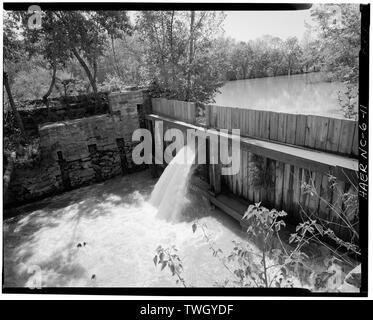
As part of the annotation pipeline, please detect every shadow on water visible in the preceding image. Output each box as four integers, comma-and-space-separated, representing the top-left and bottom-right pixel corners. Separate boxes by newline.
3, 169, 248, 288
3, 170, 160, 286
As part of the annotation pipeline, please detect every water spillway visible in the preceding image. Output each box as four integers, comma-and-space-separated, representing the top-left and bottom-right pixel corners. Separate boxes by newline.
150, 145, 196, 222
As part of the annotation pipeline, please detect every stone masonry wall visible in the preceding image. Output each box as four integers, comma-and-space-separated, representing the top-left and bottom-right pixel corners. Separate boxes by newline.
17, 93, 110, 136
6, 90, 147, 207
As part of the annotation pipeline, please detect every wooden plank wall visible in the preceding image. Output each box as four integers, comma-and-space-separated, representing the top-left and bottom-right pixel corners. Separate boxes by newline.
150, 98, 358, 240
151, 98, 196, 124
207, 105, 358, 239
207, 105, 358, 157
151, 98, 196, 164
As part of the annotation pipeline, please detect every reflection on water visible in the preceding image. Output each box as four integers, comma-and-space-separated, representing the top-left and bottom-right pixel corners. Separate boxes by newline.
214, 72, 346, 118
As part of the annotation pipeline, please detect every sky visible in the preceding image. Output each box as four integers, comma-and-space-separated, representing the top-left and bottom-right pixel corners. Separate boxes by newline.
222, 10, 313, 42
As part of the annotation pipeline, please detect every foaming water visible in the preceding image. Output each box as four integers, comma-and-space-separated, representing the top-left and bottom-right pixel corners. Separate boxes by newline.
4, 167, 328, 290
150, 145, 196, 222
3, 171, 247, 287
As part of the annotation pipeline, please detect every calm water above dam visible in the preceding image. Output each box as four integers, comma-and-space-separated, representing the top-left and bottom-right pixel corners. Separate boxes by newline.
214, 73, 346, 118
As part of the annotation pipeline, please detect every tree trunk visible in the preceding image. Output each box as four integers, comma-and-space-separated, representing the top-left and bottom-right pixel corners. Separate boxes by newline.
3, 71, 25, 137
111, 36, 123, 79
169, 11, 176, 84
186, 11, 195, 101
72, 47, 100, 112
43, 64, 57, 119
72, 47, 98, 95
43, 64, 57, 100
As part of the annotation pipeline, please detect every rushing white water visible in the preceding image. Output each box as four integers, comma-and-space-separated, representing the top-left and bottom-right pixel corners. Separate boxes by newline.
150, 145, 196, 221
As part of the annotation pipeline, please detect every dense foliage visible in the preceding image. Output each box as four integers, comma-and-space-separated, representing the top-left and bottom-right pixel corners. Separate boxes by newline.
3, 4, 360, 106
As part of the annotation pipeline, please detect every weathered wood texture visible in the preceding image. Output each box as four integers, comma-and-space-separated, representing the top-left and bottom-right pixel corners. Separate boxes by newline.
151, 98, 196, 124
206, 105, 358, 239
207, 105, 358, 157
150, 99, 358, 240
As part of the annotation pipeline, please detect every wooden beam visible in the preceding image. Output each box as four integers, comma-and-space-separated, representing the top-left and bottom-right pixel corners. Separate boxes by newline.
145, 113, 358, 184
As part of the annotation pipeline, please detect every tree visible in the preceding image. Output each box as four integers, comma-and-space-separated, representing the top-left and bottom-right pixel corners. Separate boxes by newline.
310, 3, 360, 84
3, 11, 25, 136
310, 4, 360, 118
229, 41, 253, 80
265, 36, 285, 77
136, 10, 226, 103
22, 10, 132, 98
284, 37, 302, 76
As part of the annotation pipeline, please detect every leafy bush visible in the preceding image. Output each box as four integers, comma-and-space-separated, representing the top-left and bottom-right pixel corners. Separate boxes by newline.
155, 200, 360, 291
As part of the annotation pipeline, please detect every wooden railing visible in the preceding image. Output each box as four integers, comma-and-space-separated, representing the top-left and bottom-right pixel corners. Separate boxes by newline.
149, 98, 358, 240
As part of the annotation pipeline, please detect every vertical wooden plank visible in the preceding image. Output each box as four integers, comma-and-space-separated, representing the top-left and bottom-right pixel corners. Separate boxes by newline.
151, 98, 156, 113
247, 110, 255, 137
277, 112, 287, 143
215, 105, 220, 128
259, 157, 267, 205
236, 145, 242, 197
282, 113, 296, 218
239, 108, 245, 136
152, 98, 158, 114
227, 139, 233, 192
251, 110, 259, 138
187, 102, 191, 123
267, 158, 277, 207
231, 108, 240, 133
275, 161, 284, 209
158, 98, 163, 115
330, 180, 345, 237
162, 98, 167, 116
212, 105, 217, 128
292, 165, 302, 220
182, 101, 186, 122
314, 116, 330, 151
226, 107, 232, 131
248, 152, 255, 203
242, 149, 248, 200
190, 102, 196, 124
261, 111, 270, 139
299, 169, 311, 218
308, 172, 322, 215
295, 114, 307, 147
319, 174, 332, 226
338, 119, 355, 155
269, 112, 279, 141
205, 104, 211, 128
282, 163, 292, 215
210, 105, 216, 128
221, 105, 225, 129
178, 100, 182, 121
305, 115, 317, 148
170, 100, 175, 119
293, 114, 306, 223
239, 108, 244, 136
221, 106, 226, 130
326, 118, 342, 153
285, 113, 297, 145
184, 101, 188, 122
230, 141, 236, 195
259, 111, 264, 139
171, 99, 177, 119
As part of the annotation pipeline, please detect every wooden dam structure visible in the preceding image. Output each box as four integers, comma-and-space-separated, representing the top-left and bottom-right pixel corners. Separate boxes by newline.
146, 98, 359, 240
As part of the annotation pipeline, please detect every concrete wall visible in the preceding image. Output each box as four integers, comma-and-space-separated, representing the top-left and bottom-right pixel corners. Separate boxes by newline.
6, 90, 147, 207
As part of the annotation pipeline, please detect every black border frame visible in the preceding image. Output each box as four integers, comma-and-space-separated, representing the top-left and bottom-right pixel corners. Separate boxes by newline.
2, 2, 369, 297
